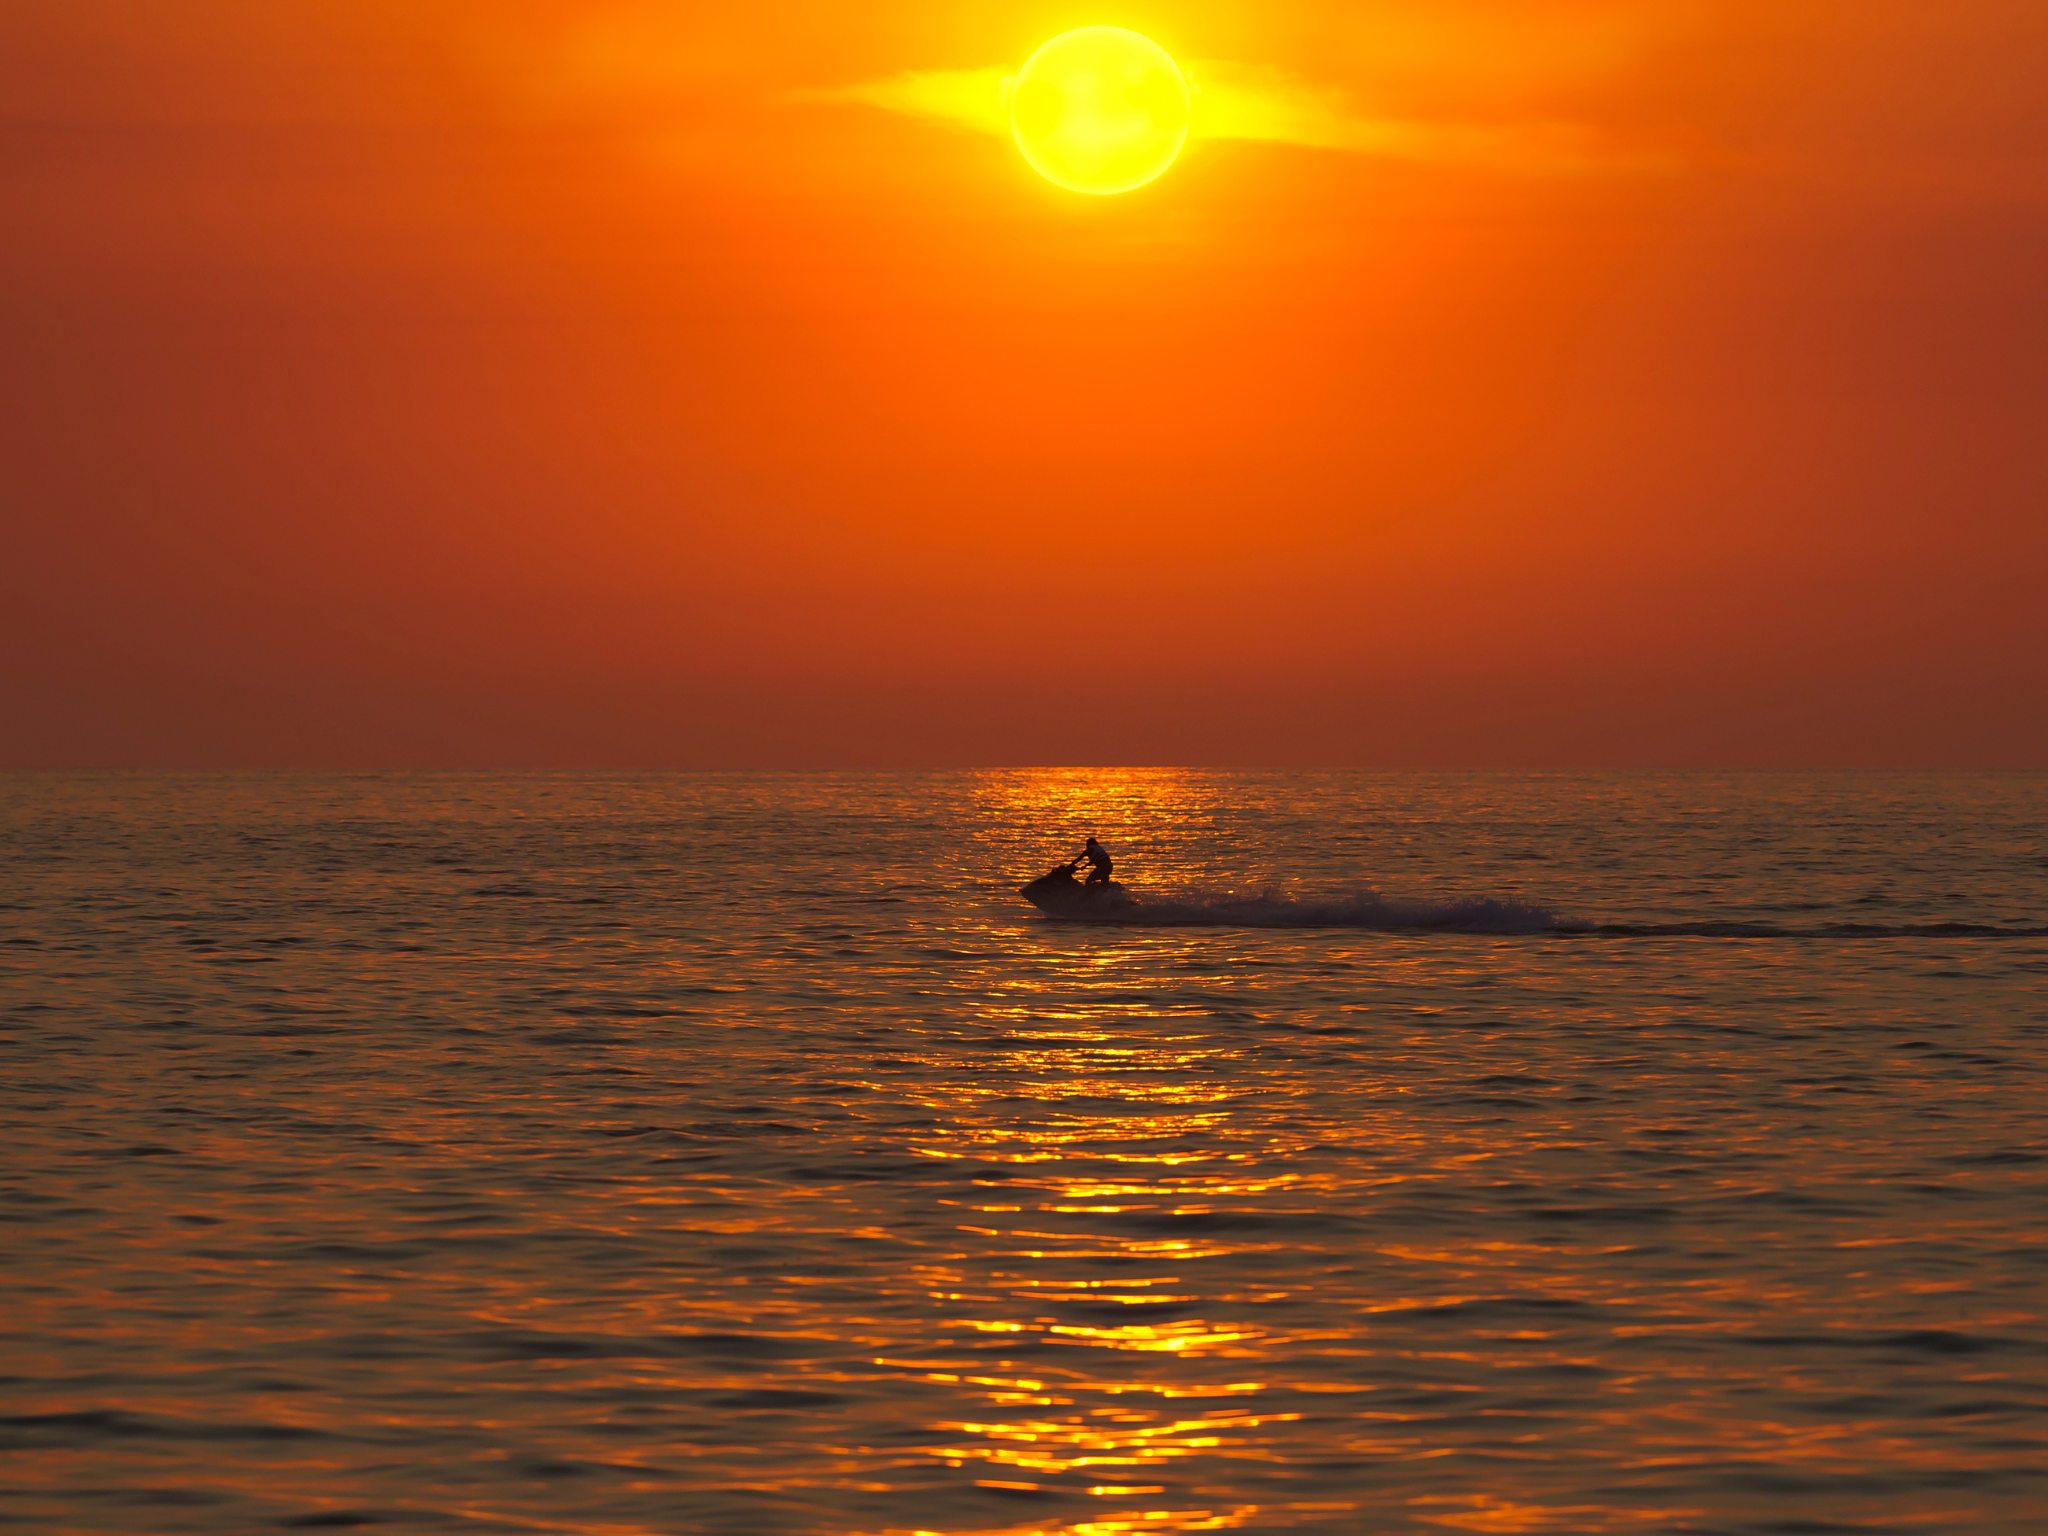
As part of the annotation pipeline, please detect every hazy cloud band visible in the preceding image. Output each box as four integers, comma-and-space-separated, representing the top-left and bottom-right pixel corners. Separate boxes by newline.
800, 61, 1653, 175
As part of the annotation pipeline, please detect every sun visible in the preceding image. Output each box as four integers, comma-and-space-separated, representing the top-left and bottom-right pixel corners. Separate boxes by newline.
1009, 27, 1191, 195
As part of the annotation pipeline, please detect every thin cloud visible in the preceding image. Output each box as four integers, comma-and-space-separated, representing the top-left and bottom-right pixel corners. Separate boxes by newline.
1186, 60, 1652, 175
794, 70, 1009, 137
801, 61, 1664, 176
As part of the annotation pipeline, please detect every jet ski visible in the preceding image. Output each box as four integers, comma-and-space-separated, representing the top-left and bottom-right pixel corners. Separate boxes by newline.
1019, 863, 1140, 920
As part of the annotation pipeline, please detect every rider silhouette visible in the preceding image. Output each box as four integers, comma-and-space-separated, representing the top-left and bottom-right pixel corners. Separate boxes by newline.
1076, 836, 1113, 886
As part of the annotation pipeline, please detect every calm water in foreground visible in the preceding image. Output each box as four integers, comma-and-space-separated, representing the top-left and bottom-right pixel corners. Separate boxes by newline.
3, 771, 2045, 1536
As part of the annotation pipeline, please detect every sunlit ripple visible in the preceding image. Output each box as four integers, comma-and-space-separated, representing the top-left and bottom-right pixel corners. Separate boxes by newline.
2, 770, 2043, 1533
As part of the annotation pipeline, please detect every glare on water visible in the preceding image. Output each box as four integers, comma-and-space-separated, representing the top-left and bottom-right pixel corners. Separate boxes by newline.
1, 771, 2043, 1534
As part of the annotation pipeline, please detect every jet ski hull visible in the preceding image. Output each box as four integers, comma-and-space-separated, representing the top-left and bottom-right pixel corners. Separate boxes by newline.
1019, 866, 1140, 921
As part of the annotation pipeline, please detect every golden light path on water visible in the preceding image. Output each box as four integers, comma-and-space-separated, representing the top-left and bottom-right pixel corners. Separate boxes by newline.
2, 770, 2044, 1533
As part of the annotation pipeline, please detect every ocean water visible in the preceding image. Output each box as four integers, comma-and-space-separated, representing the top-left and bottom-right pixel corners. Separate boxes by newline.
2, 770, 2045, 1536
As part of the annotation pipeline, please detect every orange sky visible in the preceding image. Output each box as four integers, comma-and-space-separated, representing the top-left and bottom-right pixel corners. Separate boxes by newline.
4, 1, 2044, 766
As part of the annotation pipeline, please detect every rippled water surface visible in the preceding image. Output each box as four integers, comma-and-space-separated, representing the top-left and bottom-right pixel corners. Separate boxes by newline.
3, 771, 2046, 1535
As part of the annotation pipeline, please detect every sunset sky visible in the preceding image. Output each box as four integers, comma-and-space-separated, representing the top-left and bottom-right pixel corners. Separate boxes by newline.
4, 1, 2044, 767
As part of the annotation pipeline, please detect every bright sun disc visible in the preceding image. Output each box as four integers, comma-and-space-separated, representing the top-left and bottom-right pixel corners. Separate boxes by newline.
1010, 27, 1190, 195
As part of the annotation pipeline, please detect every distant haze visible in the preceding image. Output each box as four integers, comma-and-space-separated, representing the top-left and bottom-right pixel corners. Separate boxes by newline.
4, 2, 2044, 767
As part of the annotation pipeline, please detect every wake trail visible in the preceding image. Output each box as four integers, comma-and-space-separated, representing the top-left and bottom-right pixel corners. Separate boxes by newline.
1039, 889, 2048, 938
1588, 920, 2048, 940
1083, 892, 1570, 934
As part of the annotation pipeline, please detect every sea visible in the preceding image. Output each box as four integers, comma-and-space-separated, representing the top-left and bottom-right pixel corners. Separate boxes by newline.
2, 770, 2045, 1535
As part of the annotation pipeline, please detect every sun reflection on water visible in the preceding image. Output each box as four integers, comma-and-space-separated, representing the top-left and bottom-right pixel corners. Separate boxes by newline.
11, 771, 2043, 1535
863, 947, 1336, 1536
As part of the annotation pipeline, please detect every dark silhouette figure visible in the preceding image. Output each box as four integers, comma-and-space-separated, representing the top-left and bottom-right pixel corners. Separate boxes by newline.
1077, 836, 1113, 886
